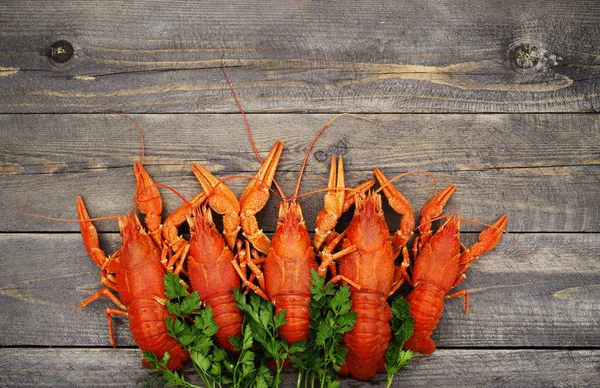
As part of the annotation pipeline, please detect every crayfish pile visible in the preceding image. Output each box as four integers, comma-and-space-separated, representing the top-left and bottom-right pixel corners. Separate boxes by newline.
66, 112, 508, 388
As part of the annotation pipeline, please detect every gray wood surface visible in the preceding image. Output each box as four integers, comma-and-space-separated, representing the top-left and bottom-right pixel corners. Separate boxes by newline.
1, 1, 600, 113
1, 233, 598, 348
1, 0, 599, 386
1, 348, 598, 387
3, 114, 599, 233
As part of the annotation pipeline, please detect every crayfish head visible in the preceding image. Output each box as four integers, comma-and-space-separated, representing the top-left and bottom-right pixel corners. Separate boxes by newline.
118, 214, 158, 270
416, 216, 462, 290
349, 192, 388, 250
429, 216, 460, 256
118, 214, 143, 240
187, 206, 225, 259
277, 201, 306, 228
272, 201, 311, 255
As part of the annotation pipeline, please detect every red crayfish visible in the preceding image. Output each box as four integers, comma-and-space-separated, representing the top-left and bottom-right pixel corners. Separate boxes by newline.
21, 115, 190, 369
315, 164, 418, 380
160, 141, 284, 352
76, 160, 190, 370
398, 184, 509, 354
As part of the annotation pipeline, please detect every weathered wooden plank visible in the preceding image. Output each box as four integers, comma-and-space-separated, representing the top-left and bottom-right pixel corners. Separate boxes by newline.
1, 233, 598, 348
1, 1, 599, 112
2, 113, 598, 174
8, 167, 599, 235
2, 114, 599, 233
1, 348, 598, 387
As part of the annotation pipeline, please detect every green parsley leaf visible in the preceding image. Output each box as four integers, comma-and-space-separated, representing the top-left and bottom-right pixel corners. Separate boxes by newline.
330, 284, 353, 316
288, 340, 306, 354
385, 296, 415, 388
143, 351, 201, 388
293, 269, 357, 388
163, 272, 187, 299
180, 292, 201, 316
272, 309, 286, 330
195, 307, 219, 338
234, 287, 302, 387
160, 272, 241, 388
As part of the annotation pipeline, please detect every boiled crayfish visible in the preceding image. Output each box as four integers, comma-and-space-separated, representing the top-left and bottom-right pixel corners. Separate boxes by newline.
77, 160, 189, 370
312, 163, 416, 380
398, 184, 509, 354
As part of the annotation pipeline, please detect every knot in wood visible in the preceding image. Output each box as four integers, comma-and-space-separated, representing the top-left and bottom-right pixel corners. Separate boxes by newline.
508, 42, 562, 73
48, 40, 74, 63
513, 43, 540, 69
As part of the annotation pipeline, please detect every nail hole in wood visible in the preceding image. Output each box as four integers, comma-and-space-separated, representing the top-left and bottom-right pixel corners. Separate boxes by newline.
314, 151, 328, 162
314, 138, 349, 163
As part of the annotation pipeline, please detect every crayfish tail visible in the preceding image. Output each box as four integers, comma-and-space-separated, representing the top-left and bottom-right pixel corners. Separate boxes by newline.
342, 292, 392, 380
274, 294, 311, 344
208, 294, 244, 354
404, 335, 436, 354
405, 283, 445, 354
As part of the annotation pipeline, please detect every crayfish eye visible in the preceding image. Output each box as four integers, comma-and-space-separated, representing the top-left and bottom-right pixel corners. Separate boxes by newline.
279, 217, 285, 223
119, 231, 123, 237
296, 216, 301, 222
135, 225, 141, 231
208, 222, 214, 228
375, 206, 381, 213
190, 226, 196, 232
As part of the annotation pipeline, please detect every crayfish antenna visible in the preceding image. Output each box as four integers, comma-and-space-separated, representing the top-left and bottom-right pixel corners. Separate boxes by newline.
294, 113, 375, 200
220, 53, 286, 199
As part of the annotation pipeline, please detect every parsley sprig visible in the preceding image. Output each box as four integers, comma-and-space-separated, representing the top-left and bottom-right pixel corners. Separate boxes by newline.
385, 297, 415, 388
144, 272, 235, 388
233, 288, 306, 387
144, 352, 199, 387
291, 270, 357, 388
143, 271, 413, 388
228, 324, 274, 388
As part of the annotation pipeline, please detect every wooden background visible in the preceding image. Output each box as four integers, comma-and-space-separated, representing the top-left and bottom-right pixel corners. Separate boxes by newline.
1, 0, 599, 387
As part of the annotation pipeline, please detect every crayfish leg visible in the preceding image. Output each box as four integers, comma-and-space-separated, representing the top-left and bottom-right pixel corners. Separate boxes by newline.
76, 196, 111, 269
191, 163, 241, 250
162, 191, 207, 270
78, 288, 126, 311
105, 308, 129, 348
388, 247, 412, 297
133, 162, 163, 247
319, 228, 356, 277
79, 289, 128, 348
314, 156, 346, 250
315, 156, 375, 250
231, 242, 269, 301
418, 185, 456, 246
328, 274, 361, 291
458, 215, 509, 275
445, 289, 469, 314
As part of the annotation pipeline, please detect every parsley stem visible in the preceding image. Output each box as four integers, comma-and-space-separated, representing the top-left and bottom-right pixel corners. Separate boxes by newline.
192, 361, 213, 388
386, 374, 394, 388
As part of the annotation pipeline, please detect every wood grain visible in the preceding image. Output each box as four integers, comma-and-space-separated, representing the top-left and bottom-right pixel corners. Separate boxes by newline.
1, 233, 598, 348
0, 1, 599, 112
3, 114, 599, 233
1, 348, 598, 387
2, 1, 599, 385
